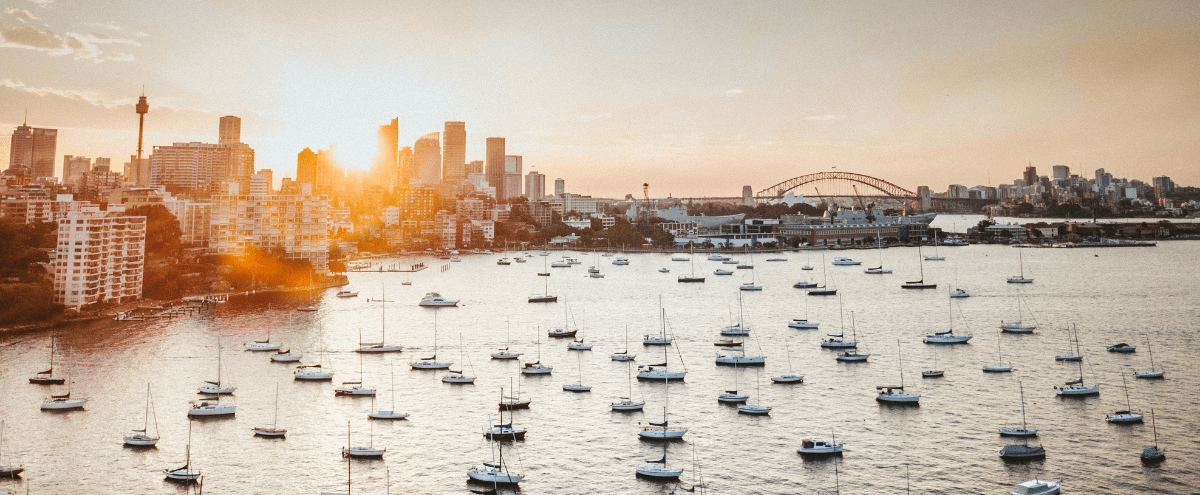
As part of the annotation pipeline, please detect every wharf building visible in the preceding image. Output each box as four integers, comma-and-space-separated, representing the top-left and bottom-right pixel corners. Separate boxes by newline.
52, 204, 146, 310
209, 181, 330, 272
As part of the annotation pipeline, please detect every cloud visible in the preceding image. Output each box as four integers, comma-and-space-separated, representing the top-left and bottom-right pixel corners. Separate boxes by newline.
133, 31, 148, 38
0, 18, 140, 61
578, 112, 612, 122
89, 22, 121, 30
726, 89, 744, 95
804, 114, 846, 121
5, 8, 36, 21
27, 0, 53, 6
0, 78, 114, 107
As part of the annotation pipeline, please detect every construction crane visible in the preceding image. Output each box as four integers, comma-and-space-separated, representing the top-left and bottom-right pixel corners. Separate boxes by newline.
852, 185, 876, 223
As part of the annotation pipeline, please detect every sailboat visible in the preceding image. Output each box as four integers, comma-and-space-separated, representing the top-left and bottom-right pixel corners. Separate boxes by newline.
295, 323, 334, 381
677, 246, 705, 283
644, 303, 673, 345
548, 299, 578, 338
1140, 409, 1165, 463
271, 317, 301, 362
563, 351, 591, 392
442, 334, 477, 383
922, 348, 944, 378
1105, 372, 1144, 423
253, 384, 287, 437
0, 421, 23, 477
636, 437, 683, 479
1054, 355, 1100, 396
924, 289, 972, 343
638, 341, 686, 442
499, 377, 532, 409
716, 292, 765, 365
567, 311, 592, 350
983, 330, 1015, 372
369, 366, 409, 420
949, 263, 969, 298
739, 254, 762, 291
245, 326, 282, 351
486, 391, 527, 439
1000, 289, 1037, 333
801, 250, 814, 270
737, 370, 771, 415
807, 253, 836, 295
788, 288, 820, 329
40, 374, 87, 410
342, 420, 385, 458
720, 291, 752, 337
876, 340, 919, 404
491, 320, 523, 360
611, 325, 636, 361
611, 360, 645, 411
124, 383, 160, 446
900, 245, 936, 289
923, 236, 945, 261
335, 349, 377, 396
410, 311, 451, 369
468, 416, 524, 485
198, 337, 235, 394
358, 282, 403, 353
1007, 247, 1033, 283
529, 257, 558, 303
771, 340, 804, 383
1055, 324, 1082, 361
821, 296, 857, 349
999, 380, 1038, 437
520, 327, 553, 375
717, 358, 748, 403
638, 343, 688, 439
1135, 334, 1165, 379
864, 234, 892, 274
163, 422, 200, 482
29, 336, 65, 384
999, 381, 1046, 461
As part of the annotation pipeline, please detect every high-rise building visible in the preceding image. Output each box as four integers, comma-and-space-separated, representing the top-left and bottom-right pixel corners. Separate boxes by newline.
413, 132, 442, 185
485, 137, 505, 194
249, 169, 273, 195
149, 142, 232, 192
218, 115, 241, 144
52, 204, 146, 309
442, 121, 466, 183
63, 155, 92, 186
125, 156, 151, 187
397, 146, 413, 187
210, 182, 329, 272
7, 119, 57, 180
554, 178, 565, 197
466, 160, 483, 175
296, 147, 318, 185
224, 143, 255, 185
296, 146, 343, 195
525, 171, 546, 200
373, 118, 399, 185
1152, 176, 1174, 192
93, 157, 111, 172
503, 155, 522, 200
1023, 166, 1037, 187
1052, 165, 1069, 181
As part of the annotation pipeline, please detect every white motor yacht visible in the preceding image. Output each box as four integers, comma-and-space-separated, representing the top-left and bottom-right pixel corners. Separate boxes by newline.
797, 438, 843, 457
831, 257, 861, 265
418, 292, 458, 307
1010, 479, 1060, 495
187, 399, 235, 417
336, 290, 359, 298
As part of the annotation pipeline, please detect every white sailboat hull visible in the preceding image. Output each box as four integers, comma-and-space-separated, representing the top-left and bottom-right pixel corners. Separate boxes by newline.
737, 404, 771, 415
342, 446, 385, 458
188, 405, 235, 417
638, 426, 687, 439
356, 345, 403, 353
123, 435, 159, 446
636, 465, 682, 478
1055, 385, 1099, 396
491, 351, 522, 359
271, 354, 301, 362
334, 386, 377, 396
637, 370, 686, 381
611, 401, 645, 411
788, 320, 819, 330
245, 343, 281, 351
923, 335, 972, 344
252, 427, 287, 437
468, 468, 522, 484
771, 374, 804, 383
368, 410, 409, 420
295, 371, 333, 380
410, 361, 451, 370
715, 355, 765, 366
164, 468, 200, 481
40, 399, 87, 410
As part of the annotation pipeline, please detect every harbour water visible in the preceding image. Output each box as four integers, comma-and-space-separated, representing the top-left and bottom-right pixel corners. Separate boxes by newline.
1, 242, 1198, 493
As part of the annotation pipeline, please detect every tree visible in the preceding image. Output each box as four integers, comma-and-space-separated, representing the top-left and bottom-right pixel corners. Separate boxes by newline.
125, 205, 182, 260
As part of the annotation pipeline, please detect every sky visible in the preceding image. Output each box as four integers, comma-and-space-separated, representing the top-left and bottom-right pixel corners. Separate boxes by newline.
1, 0, 1197, 198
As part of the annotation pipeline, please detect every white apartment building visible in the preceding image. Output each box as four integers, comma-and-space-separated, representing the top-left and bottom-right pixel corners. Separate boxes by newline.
162, 197, 212, 246
53, 205, 146, 309
382, 206, 400, 226
149, 142, 230, 191
1, 194, 86, 223
209, 182, 330, 272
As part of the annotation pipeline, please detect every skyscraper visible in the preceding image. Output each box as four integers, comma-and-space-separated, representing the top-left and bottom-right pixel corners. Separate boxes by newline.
7, 118, 57, 180
554, 178, 565, 197
373, 118, 399, 185
466, 160, 483, 175
442, 121, 466, 183
485, 137, 505, 193
218, 115, 241, 144
397, 146, 413, 187
525, 171, 546, 200
297, 147, 318, 185
503, 155, 523, 200
62, 155, 91, 185
413, 132, 442, 185
1052, 165, 1069, 181
1023, 166, 1037, 187
149, 142, 231, 192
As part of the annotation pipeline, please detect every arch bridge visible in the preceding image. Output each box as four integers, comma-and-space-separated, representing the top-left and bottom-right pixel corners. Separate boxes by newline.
756, 171, 916, 200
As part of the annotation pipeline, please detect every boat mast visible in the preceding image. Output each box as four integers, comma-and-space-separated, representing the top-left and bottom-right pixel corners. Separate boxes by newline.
144, 382, 151, 434
1121, 372, 1132, 411
1146, 334, 1156, 371
1150, 408, 1158, 449
897, 339, 904, 388
272, 384, 279, 428
1018, 380, 1029, 446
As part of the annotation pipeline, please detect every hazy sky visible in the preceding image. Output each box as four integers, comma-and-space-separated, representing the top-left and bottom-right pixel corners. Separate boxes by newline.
2, 0, 1197, 197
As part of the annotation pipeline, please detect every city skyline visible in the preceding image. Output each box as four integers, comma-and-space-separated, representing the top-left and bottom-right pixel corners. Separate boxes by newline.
1, 1, 1197, 197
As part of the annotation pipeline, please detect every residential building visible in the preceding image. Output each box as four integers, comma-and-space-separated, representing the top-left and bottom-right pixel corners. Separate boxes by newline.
525, 171, 546, 200
249, 169, 273, 195
209, 182, 329, 272
413, 132, 442, 185
296, 146, 343, 196
52, 205, 146, 309
7, 122, 57, 180
399, 184, 437, 221
149, 142, 232, 193
503, 155, 522, 200
2, 193, 85, 223
466, 160, 483, 175
63, 155, 92, 186
550, 193, 609, 216
382, 206, 400, 226
463, 173, 496, 197
162, 196, 212, 246
485, 137, 505, 196
442, 121, 466, 183
124, 156, 152, 187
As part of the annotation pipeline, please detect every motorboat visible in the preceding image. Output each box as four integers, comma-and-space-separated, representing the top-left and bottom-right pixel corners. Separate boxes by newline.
613, 257, 630, 265
831, 257, 861, 266
418, 292, 458, 307
999, 444, 1046, 461
1107, 343, 1136, 353
836, 350, 869, 362
1010, 479, 1060, 495
336, 290, 359, 298
714, 269, 733, 275
187, 399, 235, 417
793, 280, 817, 288
707, 254, 729, 261
797, 438, 843, 457
658, 268, 669, 273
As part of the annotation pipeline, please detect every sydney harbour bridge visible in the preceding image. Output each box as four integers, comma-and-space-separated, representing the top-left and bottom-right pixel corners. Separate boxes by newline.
673, 171, 997, 212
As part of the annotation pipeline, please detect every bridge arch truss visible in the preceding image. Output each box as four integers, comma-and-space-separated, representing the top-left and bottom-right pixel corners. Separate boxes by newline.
756, 171, 916, 199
